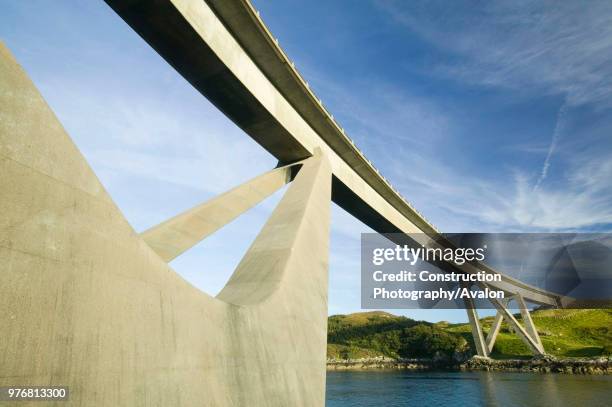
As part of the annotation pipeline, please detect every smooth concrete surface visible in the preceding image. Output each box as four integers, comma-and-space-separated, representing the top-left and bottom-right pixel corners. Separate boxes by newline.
0, 43, 332, 406
515, 295, 545, 352
103, 0, 564, 308
465, 292, 545, 358
141, 162, 299, 262
462, 283, 489, 358
488, 295, 546, 356
485, 302, 507, 354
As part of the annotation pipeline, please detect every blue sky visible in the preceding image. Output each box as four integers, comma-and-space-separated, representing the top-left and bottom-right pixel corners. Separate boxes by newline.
2, 1, 612, 322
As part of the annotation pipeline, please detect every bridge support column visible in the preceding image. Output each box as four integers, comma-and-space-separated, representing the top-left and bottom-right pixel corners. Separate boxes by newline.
217, 149, 331, 307
515, 294, 544, 352
209, 149, 332, 406
487, 293, 546, 356
141, 161, 301, 262
485, 298, 508, 354
463, 283, 488, 357
467, 285, 546, 358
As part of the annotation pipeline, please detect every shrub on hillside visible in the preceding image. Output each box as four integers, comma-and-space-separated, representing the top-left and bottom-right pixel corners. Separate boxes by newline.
399, 324, 467, 359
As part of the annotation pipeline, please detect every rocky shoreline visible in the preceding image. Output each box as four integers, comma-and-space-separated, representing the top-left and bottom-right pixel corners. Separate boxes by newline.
327, 355, 611, 375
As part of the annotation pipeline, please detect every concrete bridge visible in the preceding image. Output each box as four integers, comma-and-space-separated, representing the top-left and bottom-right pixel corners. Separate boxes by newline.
0, 0, 566, 405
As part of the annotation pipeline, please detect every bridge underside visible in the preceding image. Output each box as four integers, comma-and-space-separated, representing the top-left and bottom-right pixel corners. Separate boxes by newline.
103, 0, 562, 308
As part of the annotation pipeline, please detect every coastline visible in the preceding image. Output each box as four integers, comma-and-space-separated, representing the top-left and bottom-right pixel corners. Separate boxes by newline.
327, 356, 612, 375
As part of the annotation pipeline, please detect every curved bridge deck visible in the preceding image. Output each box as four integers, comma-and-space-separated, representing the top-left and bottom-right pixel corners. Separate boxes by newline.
105, 0, 563, 307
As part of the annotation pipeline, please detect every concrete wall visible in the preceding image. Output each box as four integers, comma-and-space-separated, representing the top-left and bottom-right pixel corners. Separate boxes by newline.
0, 43, 331, 406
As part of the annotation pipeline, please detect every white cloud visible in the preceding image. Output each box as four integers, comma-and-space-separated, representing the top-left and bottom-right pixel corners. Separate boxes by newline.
387, 147, 612, 232
310, 70, 612, 232
379, 0, 612, 107
344, 0, 612, 231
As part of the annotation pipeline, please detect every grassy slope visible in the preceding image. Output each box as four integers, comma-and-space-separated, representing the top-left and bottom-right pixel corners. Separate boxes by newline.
327, 311, 418, 359
328, 309, 612, 360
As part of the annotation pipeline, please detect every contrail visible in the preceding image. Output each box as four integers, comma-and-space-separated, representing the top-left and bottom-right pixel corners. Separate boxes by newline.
534, 99, 568, 191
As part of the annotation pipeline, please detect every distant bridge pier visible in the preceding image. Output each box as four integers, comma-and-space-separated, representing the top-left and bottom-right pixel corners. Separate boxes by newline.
462, 283, 490, 357
485, 298, 509, 355
489, 294, 546, 356
469, 288, 546, 357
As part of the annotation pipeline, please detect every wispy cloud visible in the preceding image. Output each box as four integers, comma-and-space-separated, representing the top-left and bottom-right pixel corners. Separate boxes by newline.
378, 0, 612, 107
304, 76, 527, 230
386, 147, 612, 232
351, 0, 612, 231
304, 66, 612, 231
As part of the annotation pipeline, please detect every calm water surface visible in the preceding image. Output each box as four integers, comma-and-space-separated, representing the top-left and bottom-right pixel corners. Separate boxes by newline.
326, 370, 611, 406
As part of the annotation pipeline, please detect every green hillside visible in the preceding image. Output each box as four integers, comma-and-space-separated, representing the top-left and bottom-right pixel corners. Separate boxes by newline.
327, 309, 612, 360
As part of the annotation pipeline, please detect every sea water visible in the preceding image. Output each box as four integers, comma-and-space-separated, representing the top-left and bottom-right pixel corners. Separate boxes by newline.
326, 370, 611, 406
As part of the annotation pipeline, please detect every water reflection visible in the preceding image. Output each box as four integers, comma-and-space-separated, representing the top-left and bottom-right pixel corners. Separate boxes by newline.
326, 371, 611, 407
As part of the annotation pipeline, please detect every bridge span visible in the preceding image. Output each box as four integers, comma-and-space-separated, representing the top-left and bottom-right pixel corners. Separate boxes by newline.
0, 0, 568, 405
104, 0, 565, 308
